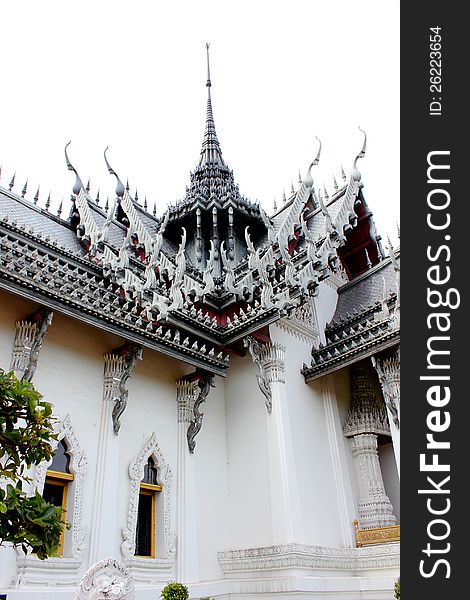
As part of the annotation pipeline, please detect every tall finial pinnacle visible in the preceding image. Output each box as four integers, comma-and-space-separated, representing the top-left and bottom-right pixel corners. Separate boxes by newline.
199, 42, 225, 167
206, 42, 211, 88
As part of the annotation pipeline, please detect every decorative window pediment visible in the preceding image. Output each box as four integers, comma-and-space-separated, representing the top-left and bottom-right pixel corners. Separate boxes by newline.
122, 433, 175, 579
33, 414, 88, 560
15, 415, 88, 587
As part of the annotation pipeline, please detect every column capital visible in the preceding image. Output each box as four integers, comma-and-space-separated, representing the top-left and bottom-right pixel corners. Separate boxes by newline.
176, 373, 214, 453
244, 337, 286, 413
103, 345, 142, 435
176, 379, 199, 423
258, 341, 286, 384
10, 309, 53, 381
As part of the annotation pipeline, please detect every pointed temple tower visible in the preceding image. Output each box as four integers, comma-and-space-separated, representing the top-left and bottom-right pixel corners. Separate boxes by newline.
0, 46, 399, 600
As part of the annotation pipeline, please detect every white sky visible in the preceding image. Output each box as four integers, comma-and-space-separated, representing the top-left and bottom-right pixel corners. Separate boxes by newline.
0, 0, 399, 243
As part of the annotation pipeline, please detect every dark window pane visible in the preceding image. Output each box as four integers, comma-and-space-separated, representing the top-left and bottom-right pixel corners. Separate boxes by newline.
43, 481, 64, 508
135, 493, 153, 556
49, 440, 71, 473
142, 456, 158, 485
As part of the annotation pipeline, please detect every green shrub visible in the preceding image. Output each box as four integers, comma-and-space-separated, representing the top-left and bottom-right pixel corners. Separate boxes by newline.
394, 577, 400, 599
161, 582, 189, 600
0, 368, 64, 559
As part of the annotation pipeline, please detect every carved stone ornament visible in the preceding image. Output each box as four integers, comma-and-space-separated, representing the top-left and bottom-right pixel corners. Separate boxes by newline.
372, 350, 400, 429
74, 557, 135, 600
103, 346, 143, 435
10, 309, 53, 381
243, 337, 286, 413
121, 433, 175, 563
186, 373, 215, 454
343, 366, 390, 438
276, 297, 320, 344
33, 414, 89, 559
176, 379, 199, 424
217, 541, 400, 574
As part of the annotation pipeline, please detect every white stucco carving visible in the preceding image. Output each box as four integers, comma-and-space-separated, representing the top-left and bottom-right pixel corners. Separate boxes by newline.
15, 416, 88, 588
10, 310, 53, 381
277, 297, 320, 344
218, 542, 400, 573
176, 380, 199, 423
34, 414, 88, 559
74, 557, 135, 600
121, 433, 175, 566
244, 338, 286, 412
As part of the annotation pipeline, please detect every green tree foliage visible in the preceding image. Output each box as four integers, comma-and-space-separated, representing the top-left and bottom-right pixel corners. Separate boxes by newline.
160, 582, 189, 600
394, 577, 400, 599
0, 368, 64, 559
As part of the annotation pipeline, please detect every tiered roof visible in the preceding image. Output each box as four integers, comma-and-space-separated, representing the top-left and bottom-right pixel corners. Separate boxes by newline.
0, 48, 391, 377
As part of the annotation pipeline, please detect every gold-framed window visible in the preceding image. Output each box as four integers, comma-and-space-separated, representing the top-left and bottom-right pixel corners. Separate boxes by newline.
42, 439, 74, 556
135, 456, 162, 558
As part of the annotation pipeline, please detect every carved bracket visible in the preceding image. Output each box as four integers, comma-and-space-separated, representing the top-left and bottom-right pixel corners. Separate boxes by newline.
243, 337, 286, 413
186, 373, 214, 454
103, 345, 143, 435
10, 309, 53, 382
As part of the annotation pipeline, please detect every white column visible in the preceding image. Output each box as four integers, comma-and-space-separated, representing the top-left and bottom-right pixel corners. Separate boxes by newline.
372, 351, 400, 478
175, 380, 199, 583
88, 389, 120, 564
343, 365, 396, 530
350, 433, 396, 529
259, 342, 304, 545
89, 351, 140, 564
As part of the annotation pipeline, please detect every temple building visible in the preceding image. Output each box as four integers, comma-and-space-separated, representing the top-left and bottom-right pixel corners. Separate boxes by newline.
0, 48, 400, 599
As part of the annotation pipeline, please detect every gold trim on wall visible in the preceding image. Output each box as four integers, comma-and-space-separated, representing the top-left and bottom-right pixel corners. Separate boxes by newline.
353, 519, 400, 547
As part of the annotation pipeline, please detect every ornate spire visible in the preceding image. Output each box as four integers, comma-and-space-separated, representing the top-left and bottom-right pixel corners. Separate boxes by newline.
199, 43, 225, 167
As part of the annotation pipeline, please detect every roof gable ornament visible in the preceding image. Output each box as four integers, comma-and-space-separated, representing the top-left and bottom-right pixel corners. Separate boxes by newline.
103, 146, 125, 199
65, 141, 85, 195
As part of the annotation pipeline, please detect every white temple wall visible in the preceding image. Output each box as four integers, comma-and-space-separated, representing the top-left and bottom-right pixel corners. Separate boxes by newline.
224, 353, 273, 548
194, 374, 230, 580
314, 282, 340, 345
331, 366, 361, 513
0, 287, 233, 587
270, 324, 345, 546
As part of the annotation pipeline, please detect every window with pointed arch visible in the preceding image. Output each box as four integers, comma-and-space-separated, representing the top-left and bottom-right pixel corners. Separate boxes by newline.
135, 456, 162, 557
42, 439, 74, 556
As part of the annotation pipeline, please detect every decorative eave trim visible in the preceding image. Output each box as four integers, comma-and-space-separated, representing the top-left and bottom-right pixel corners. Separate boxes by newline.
302, 330, 400, 382
0, 277, 228, 377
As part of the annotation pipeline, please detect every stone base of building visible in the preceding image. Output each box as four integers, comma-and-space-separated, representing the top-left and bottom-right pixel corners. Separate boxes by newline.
4, 543, 399, 600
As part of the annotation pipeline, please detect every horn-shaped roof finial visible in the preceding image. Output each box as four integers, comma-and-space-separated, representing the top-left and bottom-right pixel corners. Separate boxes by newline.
104, 147, 125, 198
303, 137, 322, 188
352, 127, 367, 181
64, 142, 84, 195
